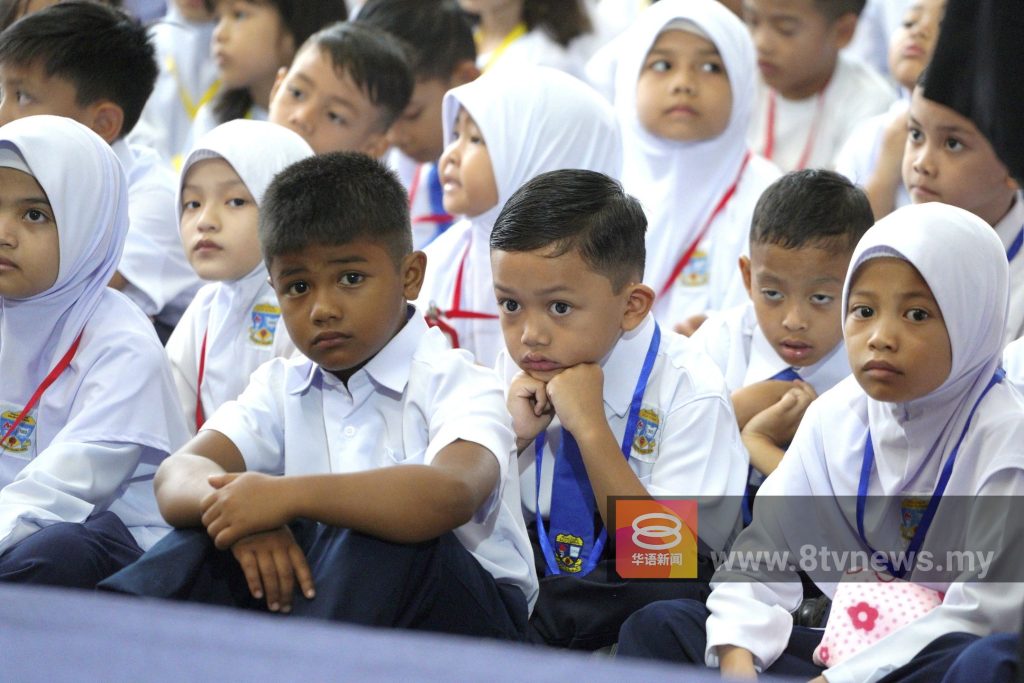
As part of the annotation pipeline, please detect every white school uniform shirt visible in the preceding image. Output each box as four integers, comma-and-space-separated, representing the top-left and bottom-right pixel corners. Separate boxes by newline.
0, 116, 189, 555
129, 5, 219, 169
185, 103, 269, 162
835, 97, 912, 212
479, 26, 585, 79
112, 138, 204, 327
612, 0, 782, 327
705, 203, 1024, 682
497, 314, 748, 552
691, 300, 851, 394
416, 67, 621, 368
203, 309, 539, 609
994, 192, 1024, 345
165, 120, 313, 433
748, 53, 896, 172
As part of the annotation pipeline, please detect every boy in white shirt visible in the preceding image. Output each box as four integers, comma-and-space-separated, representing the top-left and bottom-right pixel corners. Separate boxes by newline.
744, 0, 895, 171
101, 152, 537, 638
492, 169, 747, 649
691, 169, 874, 479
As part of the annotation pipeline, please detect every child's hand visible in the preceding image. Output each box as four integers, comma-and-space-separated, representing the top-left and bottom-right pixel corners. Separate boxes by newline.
231, 526, 315, 613
718, 644, 758, 679
742, 380, 817, 447
674, 313, 708, 337
731, 380, 798, 429
507, 371, 555, 449
201, 472, 292, 549
545, 364, 606, 439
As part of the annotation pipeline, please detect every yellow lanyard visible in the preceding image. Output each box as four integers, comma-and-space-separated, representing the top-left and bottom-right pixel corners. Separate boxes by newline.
166, 55, 221, 120
476, 22, 528, 72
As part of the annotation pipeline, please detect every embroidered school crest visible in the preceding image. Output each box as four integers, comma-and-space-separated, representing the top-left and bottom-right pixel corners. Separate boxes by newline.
632, 408, 661, 456
249, 303, 282, 346
677, 248, 709, 287
554, 532, 585, 573
0, 411, 36, 454
900, 497, 928, 542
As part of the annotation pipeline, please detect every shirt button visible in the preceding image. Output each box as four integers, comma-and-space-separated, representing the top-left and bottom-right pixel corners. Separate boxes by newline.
343, 426, 356, 437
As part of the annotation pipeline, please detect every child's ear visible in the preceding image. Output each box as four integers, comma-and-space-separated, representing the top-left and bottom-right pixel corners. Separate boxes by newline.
830, 12, 859, 50
400, 250, 427, 300
1007, 174, 1021, 192
449, 59, 481, 88
269, 66, 288, 103
89, 101, 124, 143
739, 255, 752, 295
621, 283, 655, 332
361, 131, 391, 160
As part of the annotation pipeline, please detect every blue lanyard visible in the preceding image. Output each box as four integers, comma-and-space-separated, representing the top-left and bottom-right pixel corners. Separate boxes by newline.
534, 323, 661, 576
856, 369, 1004, 578
1007, 225, 1023, 264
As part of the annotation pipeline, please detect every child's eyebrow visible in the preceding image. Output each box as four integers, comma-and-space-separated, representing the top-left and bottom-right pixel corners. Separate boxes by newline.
808, 275, 843, 286
17, 196, 51, 206
182, 179, 248, 193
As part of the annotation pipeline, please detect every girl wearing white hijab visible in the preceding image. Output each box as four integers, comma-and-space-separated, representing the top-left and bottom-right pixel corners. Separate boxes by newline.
613, 0, 780, 334
416, 65, 621, 368
0, 116, 189, 587
166, 120, 314, 434
618, 202, 1024, 682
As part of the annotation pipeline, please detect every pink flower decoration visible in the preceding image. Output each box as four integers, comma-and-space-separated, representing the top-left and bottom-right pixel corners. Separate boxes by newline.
847, 601, 880, 632
818, 646, 831, 664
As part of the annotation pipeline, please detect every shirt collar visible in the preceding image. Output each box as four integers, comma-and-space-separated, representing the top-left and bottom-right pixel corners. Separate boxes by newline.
745, 323, 850, 394
600, 313, 657, 417
994, 191, 1024, 248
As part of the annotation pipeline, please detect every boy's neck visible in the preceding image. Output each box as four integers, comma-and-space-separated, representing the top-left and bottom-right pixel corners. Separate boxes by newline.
478, 2, 524, 52
326, 304, 412, 387
249, 72, 278, 111
776, 58, 837, 101
982, 191, 1019, 229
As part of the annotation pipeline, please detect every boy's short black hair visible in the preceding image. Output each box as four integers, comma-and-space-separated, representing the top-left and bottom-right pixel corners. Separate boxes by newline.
300, 21, 413, 132
357, 0, 475, 83
490, 169, 647, 292
750, 169, 873, 254
813, 0, 866, 21
260, 152, 412, 267
0, 0, 156, 136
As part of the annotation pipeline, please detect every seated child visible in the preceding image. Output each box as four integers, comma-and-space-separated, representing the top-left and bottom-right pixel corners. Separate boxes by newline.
0, 115, 189, 587
267, 21, 411, 158
166, 120, 313, 435
836, 0, 945, 219
618, 202, 1024, 681
744, 0, 895, 171
189, 0, 348, 141
358, 0, 479, 248
492, 169, 748, 650
415, 65, 621, 368
0, 1, 203, 335
130, 0, 220, 170
100, 153, 538, 638
1004, 336, 1024, 395
903, 74, 1024, 345
613, 0, 781, 335
691, 169, 874, 478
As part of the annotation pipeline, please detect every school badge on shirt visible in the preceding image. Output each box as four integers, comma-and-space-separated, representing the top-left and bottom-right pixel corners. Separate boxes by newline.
249, 303, 282, 346
900, 496, 929, 542
1, 410, 36, 456
554, 532, 585, 573
677, 248, 710, 287
632, 407, 661, 456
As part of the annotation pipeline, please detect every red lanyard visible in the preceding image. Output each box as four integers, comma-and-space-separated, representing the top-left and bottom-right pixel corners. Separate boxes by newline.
763, 89, 825, 171
425, 241, 498, 348
195, 330, 208, 432
1, 333, 83, 453
658, 151, 751, 298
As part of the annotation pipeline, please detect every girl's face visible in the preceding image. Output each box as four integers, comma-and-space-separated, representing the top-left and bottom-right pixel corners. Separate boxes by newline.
179, 158, 262, 281
212, 0, 296, 94
887, 0, 945, 91
0, 166, 58, 299
438, 107, 498, 218
845, 257, 952, 403
635, 29, 733, 142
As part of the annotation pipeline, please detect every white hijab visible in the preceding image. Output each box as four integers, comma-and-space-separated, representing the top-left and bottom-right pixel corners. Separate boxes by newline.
613, 0, 756, 292
842, 202, 1009, 492
0, 115, 181, 451
174, 120, 313, 418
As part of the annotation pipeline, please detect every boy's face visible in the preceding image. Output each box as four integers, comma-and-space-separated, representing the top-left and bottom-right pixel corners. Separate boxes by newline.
0, 167, 59, 300
845, 257, 951, 403
887, 0, 944, 91
212, 0, 295, 94
269, 46, 389, 157
742, 0, 854, 99
636, 29, 733, 142
903, 87, 1017, 227
741, 241, 848, 368
269, 240, 425, 383
179, 158, 262, 281
386, 78, 450, 164
439, 108, 498, 218
491, 246, 648, 383
0, 61, 101, 134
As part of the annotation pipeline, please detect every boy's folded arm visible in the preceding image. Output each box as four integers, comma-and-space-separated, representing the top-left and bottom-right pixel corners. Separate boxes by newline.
284, 438, 501, 544
154, 430, 247, 528
730, 381, 794, 429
